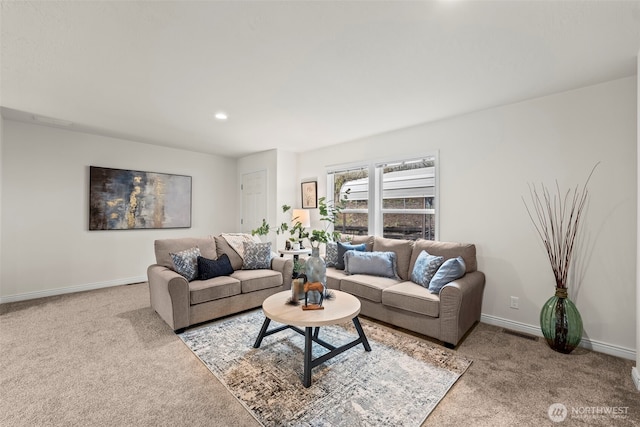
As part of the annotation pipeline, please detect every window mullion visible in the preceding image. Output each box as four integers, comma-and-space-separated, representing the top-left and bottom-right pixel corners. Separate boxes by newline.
371, 164, 382, 236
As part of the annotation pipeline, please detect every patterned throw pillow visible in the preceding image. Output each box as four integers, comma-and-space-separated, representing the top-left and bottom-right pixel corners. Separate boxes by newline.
325, 242, 338, 267
428, 256, 466, 294
170, 247, 201, 281
197, 254, 234, 280
410, 250, 444, 288
242, 242, 272, 270
336, 242, 367, 270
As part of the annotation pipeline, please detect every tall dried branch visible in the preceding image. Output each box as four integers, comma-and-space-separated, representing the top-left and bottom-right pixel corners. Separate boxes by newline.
523, 163, 598, 289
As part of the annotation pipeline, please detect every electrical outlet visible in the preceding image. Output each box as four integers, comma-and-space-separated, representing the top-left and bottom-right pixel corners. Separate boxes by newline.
510, 296, 519, 309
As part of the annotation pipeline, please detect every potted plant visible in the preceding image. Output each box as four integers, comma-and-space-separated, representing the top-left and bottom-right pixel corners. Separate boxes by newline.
523, 164, 597, 354
299, 196, 347, 301
292, 258, 305, 279
307, 196, 345, 248
251, 204, 294, 241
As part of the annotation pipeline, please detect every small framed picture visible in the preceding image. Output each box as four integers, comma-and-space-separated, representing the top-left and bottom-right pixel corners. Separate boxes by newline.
301, 181, 317, 209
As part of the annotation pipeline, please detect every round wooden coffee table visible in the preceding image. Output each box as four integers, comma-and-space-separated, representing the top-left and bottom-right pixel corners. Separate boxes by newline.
253, 290, 371, 388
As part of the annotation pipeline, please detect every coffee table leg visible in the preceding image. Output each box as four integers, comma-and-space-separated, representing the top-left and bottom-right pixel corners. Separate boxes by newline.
253, 317, 271, 348
352, 317, 371, 352
303, 326, 313, 388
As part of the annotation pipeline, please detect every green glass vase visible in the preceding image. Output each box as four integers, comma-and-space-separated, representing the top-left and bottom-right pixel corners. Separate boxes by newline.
540, 288, 583, 354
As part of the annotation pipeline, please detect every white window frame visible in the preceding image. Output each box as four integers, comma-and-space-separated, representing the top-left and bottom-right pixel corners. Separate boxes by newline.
326, 152, 439, 240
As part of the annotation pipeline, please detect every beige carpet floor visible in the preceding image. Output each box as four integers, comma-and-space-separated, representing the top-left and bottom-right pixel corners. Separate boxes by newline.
0, 282, 638, 426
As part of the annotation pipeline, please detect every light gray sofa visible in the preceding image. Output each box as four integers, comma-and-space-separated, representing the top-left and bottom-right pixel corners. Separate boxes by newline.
148, 235, 293, 332
325, 236, 485, 348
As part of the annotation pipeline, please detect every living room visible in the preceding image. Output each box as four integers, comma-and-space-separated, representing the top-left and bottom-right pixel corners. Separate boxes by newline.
1, 1, 639, 425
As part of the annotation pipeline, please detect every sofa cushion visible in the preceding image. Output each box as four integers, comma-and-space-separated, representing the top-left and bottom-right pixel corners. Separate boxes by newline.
372, 237, 414, 281
382, 282, 440, 317
214, 235, 244, 270
170, 247, 201, 281
410, 250, 444, 288
155, 236, 216, 269
197, 254, 234, 280
349, 235, 375, 252
231, 269, 282, 293
336, 242, 366, 270
344, 251, 399, 279
429, 256, 466, 294
409, 239, 477, 274
340, 274, 402, 303
325, 267, 347, 290
189, 276, 241, 305
242, 242, 272, 269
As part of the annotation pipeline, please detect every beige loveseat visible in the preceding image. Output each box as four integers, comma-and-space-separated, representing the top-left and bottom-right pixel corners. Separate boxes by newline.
325, 236, 485, 347
148, 235, 293, 332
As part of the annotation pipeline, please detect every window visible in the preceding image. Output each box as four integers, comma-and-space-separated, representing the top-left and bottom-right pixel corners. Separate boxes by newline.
329, 165, 369, 236
327, 154, 438, 241
379, 159, 436, 240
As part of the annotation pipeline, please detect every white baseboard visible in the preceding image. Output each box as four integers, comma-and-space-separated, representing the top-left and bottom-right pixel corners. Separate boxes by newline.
0, 276, 147, 304
481, 313, 636, 361
632, 367, 640, 391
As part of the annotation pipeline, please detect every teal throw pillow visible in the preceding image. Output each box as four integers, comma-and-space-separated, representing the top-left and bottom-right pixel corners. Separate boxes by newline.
410, 250, 444, 288
170, 246, 201, 281
428, 256, 466, 294
242, 242, 272, 269
336, 242, 366, 270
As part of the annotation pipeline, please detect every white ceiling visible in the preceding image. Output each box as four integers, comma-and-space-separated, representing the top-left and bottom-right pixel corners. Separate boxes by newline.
2, 1, 640, 158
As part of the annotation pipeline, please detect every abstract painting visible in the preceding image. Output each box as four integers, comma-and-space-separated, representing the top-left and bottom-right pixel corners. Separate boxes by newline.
89, 166, 191, 230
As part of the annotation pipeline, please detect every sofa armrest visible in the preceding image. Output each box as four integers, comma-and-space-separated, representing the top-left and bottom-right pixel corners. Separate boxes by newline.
439, 270, 486, 346
270, 257, 294, 290
147, 264, 190, 331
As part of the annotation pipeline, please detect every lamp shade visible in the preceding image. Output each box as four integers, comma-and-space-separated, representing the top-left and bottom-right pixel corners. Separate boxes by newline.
292, 209, 311, 228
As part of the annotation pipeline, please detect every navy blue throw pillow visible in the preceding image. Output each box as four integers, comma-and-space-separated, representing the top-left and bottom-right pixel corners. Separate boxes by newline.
197, 254, 234, 280
336, 242, 367, 270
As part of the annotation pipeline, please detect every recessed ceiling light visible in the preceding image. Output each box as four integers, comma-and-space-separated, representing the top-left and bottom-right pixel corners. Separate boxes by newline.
214, 112, 228, 121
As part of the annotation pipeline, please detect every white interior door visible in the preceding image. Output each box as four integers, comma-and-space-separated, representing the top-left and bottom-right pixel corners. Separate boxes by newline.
241, 170, 267, 234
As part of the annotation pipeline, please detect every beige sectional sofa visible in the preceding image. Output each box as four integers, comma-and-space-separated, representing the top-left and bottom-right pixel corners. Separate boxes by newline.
148, 235, 293, 332
325, 236, 485, 347
148, 233, 484, 348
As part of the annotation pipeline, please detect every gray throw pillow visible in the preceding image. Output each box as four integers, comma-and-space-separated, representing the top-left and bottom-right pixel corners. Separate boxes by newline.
344, 251, 399, 279
242, 242, 272, 269
429, 256, 466, 294
410, 250, 444, 288
170, 246, 201, 281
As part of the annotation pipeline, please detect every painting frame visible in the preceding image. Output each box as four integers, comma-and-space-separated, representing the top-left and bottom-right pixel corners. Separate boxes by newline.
89, 166, 192, 230
301, 181, 318, 209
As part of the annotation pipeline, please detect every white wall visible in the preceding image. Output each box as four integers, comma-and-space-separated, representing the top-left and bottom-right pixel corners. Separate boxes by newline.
0, 115, 3, 296
237, 149, 277, 245
276, 149, 300, 249
237, 149, 299, 250
299, 77, 637, 358
0, 119, 237, 301
635, 52, 640, 387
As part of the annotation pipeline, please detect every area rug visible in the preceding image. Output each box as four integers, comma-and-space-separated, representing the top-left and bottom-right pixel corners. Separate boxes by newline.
179, 310, 472, 427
